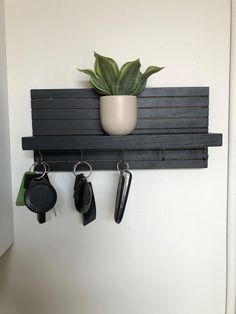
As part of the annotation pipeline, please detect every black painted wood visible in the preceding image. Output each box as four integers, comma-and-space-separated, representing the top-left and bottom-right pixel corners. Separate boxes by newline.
22, 87, 223, 171
32, 107, 208, 120
32, 96, 209, 109
31, 87, 209, 99
37, 149, 206, 162
31, 87, 209, 137
40, 160, 208, 171
32, 128, 208, 136
33, 117, 208, 133
33, 149, 208, 170
22, 134, 222, 150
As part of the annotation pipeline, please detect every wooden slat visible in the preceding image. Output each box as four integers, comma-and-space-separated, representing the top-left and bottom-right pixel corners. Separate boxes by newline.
32, 96, 208, 109
31, 88, 98, 99
31, 87, 209, 99
33, 128, 208, 136
32, 107, 208, 120
22, 134, 222, 151
40, 160, 207, 171
36, 149, 206, 162
33, 118, 208, 132
139, 87, 209, 97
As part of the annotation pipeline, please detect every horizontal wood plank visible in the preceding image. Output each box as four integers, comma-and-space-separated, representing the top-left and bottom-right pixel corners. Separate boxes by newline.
35, 149, 206, 162
32, 128, 208, 136
32, 107, 208, 120
32, 96, 208, 109
22, 134, 222, 151
33, 118, 208, 132
31, 87, 209, 99
37, 160, 207, 171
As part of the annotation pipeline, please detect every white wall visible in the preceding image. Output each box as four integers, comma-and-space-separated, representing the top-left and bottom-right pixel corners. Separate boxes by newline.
0, 0, 230, 313
0, 0, 13, 257
226, 0, 236, 313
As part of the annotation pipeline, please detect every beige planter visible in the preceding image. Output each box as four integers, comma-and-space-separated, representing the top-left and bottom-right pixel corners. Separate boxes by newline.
100, 96, 137, 135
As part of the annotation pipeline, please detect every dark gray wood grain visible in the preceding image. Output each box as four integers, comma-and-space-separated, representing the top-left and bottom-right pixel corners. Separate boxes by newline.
22, 134, 222, 151
44, 159, 208, 171
32, 127, 208, 136
32, 107, 208, 120
32, 117, 208, 132
31, 87, 209, 99
32, 96, 208, 109
35, 149, 207, 162
21, 87, 223, 171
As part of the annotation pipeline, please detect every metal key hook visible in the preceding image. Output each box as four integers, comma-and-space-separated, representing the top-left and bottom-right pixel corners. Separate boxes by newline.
117, 160, 129, 172
73, 161, 93, 178
36, 150, 43, 163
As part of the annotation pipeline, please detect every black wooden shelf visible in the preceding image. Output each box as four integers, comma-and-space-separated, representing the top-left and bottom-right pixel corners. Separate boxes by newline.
22, 134, 222, 151
21, 87, 223, 171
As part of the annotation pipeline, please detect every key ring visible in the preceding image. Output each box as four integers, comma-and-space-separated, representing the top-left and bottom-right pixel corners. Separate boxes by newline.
117, 161, 129, 171
73, 161, 93, 178
29, 161, 49, 180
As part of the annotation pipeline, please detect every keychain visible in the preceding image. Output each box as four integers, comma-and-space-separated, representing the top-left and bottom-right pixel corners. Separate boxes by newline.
114, 161, 132, 224
16, 161, 57, 224
73, 160, 96, 226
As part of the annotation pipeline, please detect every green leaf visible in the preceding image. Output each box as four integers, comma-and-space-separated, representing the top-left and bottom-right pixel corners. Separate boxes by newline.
129, 71, 142, 95
78, 68, 110, 95
94, 52, 119, 94
134, 77, 147, 95
114, 59, 141, 95
142, 66, 164, 81
135, 66, 165, 95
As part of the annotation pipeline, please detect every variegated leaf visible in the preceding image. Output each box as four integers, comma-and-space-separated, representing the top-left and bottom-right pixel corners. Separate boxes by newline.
114, 59, 141, 95
78, 68, 110, 95
94, 52, 119, 94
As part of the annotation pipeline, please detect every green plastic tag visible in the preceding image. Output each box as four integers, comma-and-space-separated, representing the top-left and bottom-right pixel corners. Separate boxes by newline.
16, 171, 35, 206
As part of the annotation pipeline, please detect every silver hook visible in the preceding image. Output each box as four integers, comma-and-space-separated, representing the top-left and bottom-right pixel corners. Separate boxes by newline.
117, 161, 129, 171
81, 149, 84, 162
36, 150, 43, 163
162, 148, 166, 161
202, 146, 209, 161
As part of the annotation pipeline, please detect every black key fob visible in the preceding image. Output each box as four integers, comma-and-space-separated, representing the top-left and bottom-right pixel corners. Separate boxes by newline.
74, 174, 96, 225
114, 170, 132, 224
24, 174, 57, 224
83, 182, 96, 226
74, 174, 92, 214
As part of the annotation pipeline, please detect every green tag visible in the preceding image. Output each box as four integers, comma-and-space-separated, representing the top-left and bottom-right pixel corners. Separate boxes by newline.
16, 172, 35, 206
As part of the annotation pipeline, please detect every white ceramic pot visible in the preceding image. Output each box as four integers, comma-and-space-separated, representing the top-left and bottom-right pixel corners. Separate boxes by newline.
100, 95, 137, 135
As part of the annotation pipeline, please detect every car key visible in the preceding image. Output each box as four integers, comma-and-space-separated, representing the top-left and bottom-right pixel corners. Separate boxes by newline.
114, 169, 132, 224
83, 182, 96, 226
74, 173, 92, 214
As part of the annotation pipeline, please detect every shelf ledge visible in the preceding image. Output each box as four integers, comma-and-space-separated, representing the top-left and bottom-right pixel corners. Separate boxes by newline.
22, 133, 222, 151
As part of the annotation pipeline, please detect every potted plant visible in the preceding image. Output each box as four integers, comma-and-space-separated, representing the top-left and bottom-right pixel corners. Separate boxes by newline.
79, 52, 164, 135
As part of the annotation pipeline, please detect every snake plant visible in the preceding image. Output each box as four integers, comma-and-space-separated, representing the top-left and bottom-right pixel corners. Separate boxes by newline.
78, 52, 164, 96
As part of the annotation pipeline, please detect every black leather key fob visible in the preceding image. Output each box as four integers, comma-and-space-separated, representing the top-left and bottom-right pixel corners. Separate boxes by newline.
74, 174, 92, 214
24, 174, 57, 224
83, 182, 96, 226
114, 170, 132, 224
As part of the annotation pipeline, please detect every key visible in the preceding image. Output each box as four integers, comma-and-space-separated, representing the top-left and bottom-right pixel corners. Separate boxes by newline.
114, 170, 132, 224
16, 171, 37, 206
24, 174, 57, 224
83, 182, 96, 226
74, 174, 92, 214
